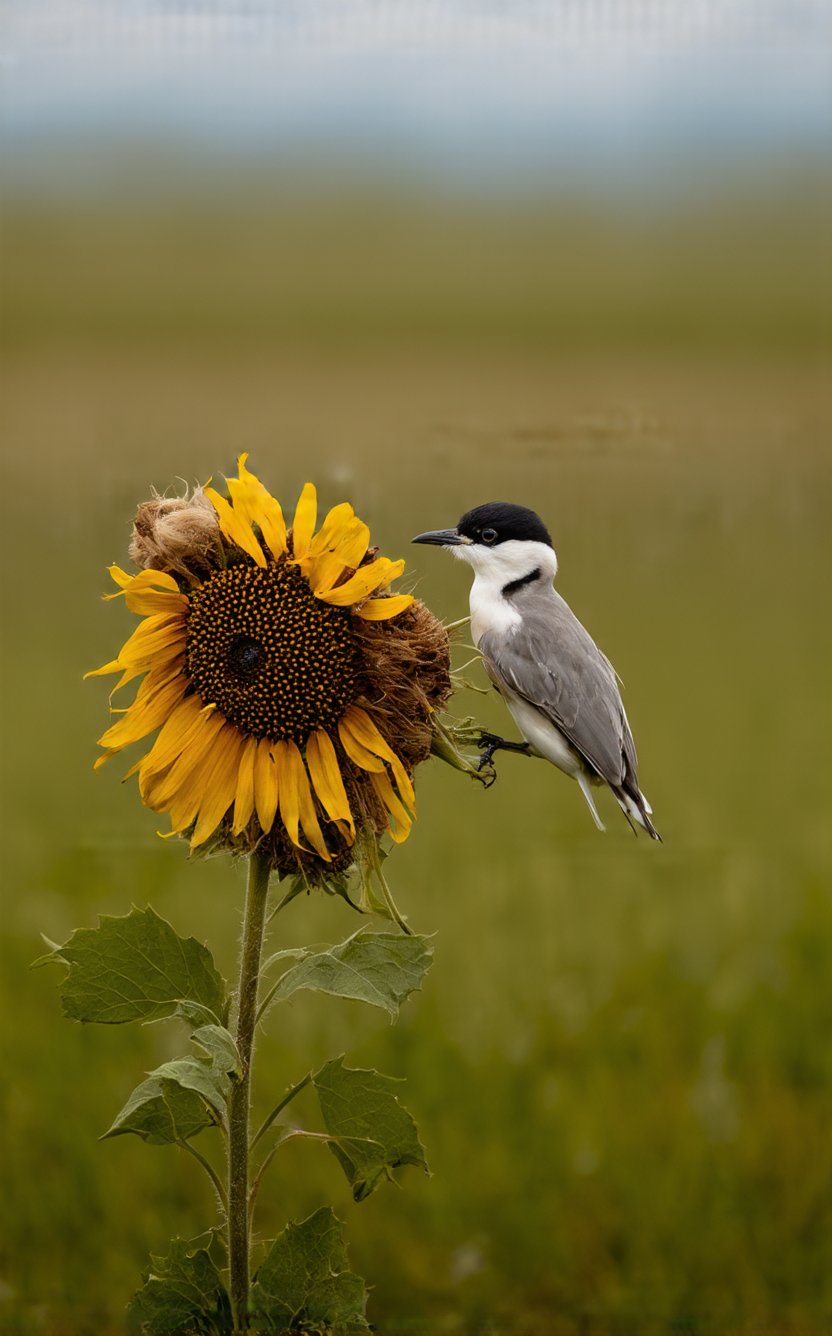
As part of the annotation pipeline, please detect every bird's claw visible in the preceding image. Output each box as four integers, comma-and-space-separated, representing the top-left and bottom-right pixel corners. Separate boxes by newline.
476, 731, 503, 772
476, 731, 532, 782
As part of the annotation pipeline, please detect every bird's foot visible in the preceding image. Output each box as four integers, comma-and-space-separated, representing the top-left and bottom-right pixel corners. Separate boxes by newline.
476, 731, 532, 777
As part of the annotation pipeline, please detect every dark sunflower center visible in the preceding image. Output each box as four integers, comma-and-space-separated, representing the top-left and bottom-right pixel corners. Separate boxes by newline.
227, 635, 266, 680
186, 559, 360, 744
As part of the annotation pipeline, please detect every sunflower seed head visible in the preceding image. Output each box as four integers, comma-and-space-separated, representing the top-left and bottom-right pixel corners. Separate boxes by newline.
130, 487, 222, 581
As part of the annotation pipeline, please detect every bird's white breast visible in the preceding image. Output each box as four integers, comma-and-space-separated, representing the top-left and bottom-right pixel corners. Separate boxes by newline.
469, 581, 522, 644
502, 687, 584, 778
459, 538, 556, 646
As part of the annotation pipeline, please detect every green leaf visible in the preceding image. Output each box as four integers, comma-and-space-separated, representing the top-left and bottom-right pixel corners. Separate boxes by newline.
51, 906, 227, 1026
104, 1038, 235, 1143
103, 1075, 217, 1145
313, 1057, 429, 1201
152, 1057, 231, 1117
190, 1025, 242, 1080
268, 930, 433, 1019
172, 1000, 225, 1030
260, 946, 309, 974
127, 1232, 231, 1335
250, 1206, 368, 1333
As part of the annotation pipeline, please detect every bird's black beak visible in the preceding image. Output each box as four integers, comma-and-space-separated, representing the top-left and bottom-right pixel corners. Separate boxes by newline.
411, 527, 464, 547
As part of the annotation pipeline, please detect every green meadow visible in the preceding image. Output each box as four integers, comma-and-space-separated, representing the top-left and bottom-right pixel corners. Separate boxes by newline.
1, 187, 830, 1334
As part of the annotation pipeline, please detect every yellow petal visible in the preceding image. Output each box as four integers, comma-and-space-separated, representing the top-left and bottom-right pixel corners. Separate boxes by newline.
104, 569, 186, 620
104, 566, 177, 598
109, 567, 179, 595
129, 655, 186, 704
316, 557, 402, 607
116, 612, 188, 665
105, 664, 145, 695
225, 455, 260, 527
308, 503, 355, 559
106, 565, 134, 590
371, 769, 413, 844
121, 633, 187, 677
171, 727, 231, 842
152, 777, 200, 831
253, 738, 279, 834
85, 611, 183, 682
85, 658, 123, 680
123, 587, 188, 617
306, 729, 355, 844
296, 773, 331, 861
290, 483, 317, 563
329, 518, 371, 570
237, 454, 288, 560
337, 716, 385, 774
136, 569, 178, 591
256, 501, 288, 563
357, 594, 415, 621
138, 695, 211, 788
309, 517, 371, 595
103, 652, 182, 701
97, 674, 187, 751
204, 485, 266, 568
190, 728, 244, 848
385, 558, 406, 583
127, 618, 187, 656
169, 718, 236, 833
146, 708, 225, 811
232, 735, 258, 836
274, 740, 302, 847
275, 740, 330, 860
341, 706, 416, 808
154, 717, 226, 832
89, 655, 185, 696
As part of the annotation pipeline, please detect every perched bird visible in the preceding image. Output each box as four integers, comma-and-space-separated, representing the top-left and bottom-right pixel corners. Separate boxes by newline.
412, 501, 661, 840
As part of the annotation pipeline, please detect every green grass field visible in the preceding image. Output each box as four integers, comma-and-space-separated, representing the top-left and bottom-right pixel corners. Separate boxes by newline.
1, 190, 830, 1334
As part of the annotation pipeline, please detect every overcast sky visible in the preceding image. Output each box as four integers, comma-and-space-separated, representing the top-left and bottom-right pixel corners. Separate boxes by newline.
2, 2, 830, 179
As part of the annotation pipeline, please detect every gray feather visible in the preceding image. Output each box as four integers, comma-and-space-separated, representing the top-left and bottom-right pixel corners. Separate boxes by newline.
479, 587, 639, 790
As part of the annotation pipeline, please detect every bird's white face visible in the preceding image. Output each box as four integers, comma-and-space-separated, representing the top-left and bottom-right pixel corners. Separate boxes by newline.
411, 502, 559, 643
451, 537, 558, 585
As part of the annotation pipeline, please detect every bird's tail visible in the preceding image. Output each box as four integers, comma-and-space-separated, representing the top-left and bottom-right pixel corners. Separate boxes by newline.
614, 783, 662, 842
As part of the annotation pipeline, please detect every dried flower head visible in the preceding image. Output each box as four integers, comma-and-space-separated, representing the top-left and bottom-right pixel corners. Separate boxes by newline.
89, 456, 452, 885
129, 487, 223, 580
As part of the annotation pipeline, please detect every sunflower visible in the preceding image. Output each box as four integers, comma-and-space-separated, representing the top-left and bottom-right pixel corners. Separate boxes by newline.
89, 456, 451, 881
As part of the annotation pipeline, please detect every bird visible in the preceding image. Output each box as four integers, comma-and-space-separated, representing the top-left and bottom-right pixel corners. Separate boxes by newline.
412, 501, 661, 840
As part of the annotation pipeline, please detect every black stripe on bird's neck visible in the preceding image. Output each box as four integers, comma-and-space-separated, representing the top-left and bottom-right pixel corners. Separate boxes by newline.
502, 567, 541, 598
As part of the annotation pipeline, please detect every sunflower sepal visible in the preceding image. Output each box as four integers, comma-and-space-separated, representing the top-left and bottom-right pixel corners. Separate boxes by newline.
430, 712, 496, 785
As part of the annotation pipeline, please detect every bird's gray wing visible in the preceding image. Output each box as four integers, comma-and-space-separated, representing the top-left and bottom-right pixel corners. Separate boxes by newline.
479, 590, 638, 787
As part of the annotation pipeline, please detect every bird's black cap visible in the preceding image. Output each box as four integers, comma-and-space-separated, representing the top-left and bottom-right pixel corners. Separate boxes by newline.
457, 502, 553, 548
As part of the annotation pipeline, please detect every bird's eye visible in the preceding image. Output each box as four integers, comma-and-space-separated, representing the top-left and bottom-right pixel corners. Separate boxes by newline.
481, 527, 498, 544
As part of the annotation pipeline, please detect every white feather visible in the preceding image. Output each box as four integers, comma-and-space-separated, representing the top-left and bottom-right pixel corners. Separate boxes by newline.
453, 539, 557, 645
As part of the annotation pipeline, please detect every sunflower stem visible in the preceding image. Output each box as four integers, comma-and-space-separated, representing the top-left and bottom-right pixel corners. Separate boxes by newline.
227, 848, 271, 1334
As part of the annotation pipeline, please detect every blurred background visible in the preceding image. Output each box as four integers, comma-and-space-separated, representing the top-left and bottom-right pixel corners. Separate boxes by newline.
1, 3, 831, 1333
